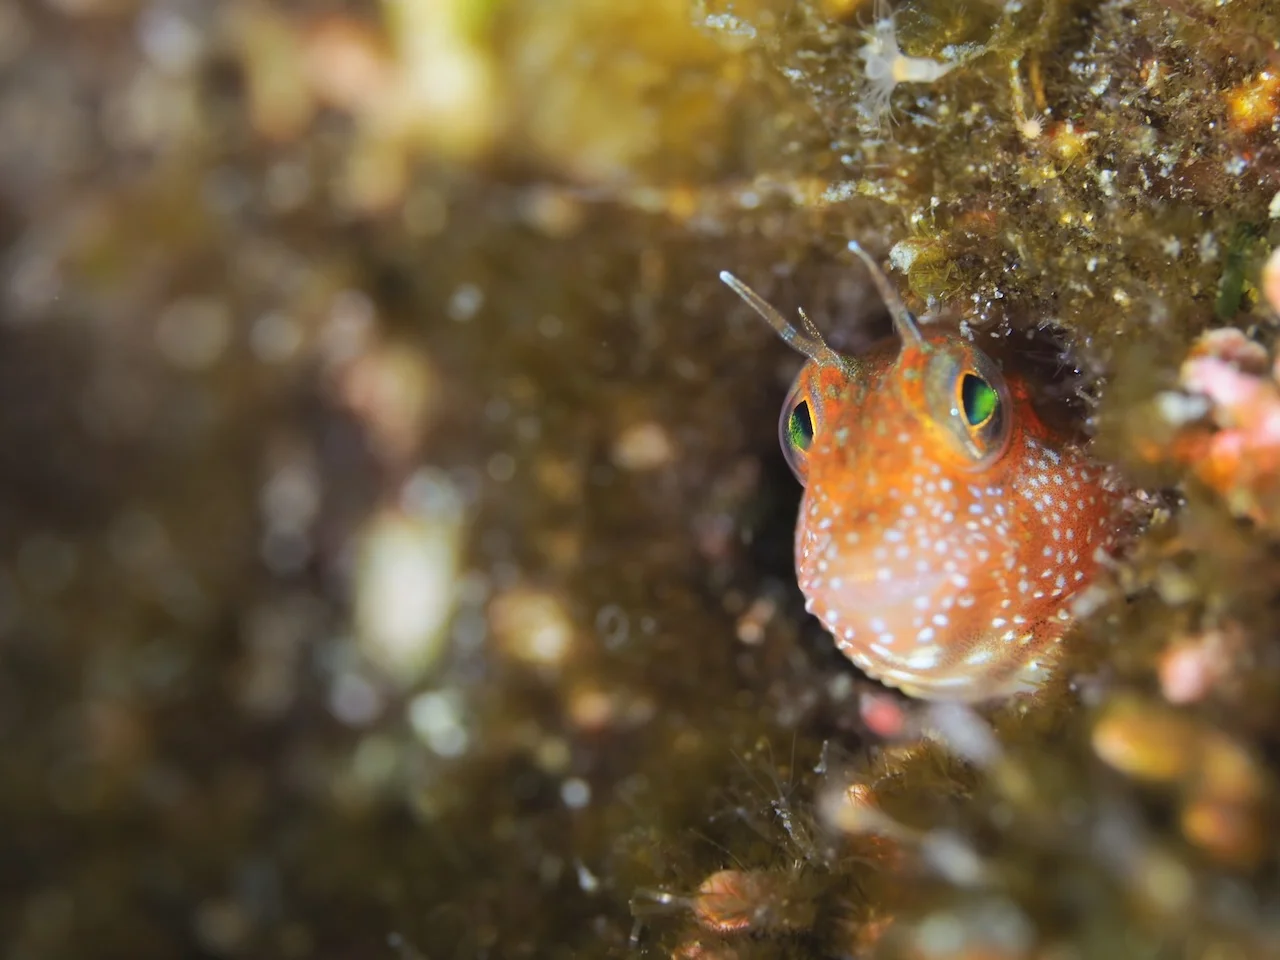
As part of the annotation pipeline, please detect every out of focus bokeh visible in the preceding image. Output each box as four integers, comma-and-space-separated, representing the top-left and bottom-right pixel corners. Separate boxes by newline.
4, 0, 1280, 957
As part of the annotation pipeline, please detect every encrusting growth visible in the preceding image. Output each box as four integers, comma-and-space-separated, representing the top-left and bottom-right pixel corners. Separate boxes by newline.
857, 0, 960, 122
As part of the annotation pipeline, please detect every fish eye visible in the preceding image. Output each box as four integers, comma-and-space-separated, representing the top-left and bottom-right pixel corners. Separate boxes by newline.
960, 372, 999, 430
788, 400, 814, 452
778, 377, 817, 483
924, 346, 1011, 467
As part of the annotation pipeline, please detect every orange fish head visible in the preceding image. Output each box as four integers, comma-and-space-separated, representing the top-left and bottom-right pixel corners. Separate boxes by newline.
790, 324, 1033, 698
722, 242, 1119, 700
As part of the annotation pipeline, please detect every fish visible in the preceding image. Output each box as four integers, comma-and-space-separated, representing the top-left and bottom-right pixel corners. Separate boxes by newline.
721, 241, 1122, 701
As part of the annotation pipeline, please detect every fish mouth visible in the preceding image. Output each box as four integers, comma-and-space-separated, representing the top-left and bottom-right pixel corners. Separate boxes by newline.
850, 570, 947, 606
813, 566, 950, 613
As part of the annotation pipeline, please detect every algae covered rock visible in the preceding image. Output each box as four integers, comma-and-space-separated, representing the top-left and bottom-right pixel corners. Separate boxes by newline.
1, 0, 1280, 957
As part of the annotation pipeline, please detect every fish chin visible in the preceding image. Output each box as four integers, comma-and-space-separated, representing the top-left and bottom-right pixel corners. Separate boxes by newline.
803, 563, 950, 634
835, 569, 949, 609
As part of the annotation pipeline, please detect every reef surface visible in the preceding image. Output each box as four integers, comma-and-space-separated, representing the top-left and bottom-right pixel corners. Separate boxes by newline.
2, 0, 1280, 957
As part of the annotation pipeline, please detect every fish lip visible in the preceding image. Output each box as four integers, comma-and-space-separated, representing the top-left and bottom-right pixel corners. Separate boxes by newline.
826, 568, 950, 611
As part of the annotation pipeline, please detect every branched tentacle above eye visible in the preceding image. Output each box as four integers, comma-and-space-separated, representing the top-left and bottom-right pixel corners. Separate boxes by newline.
719, 271, 840, 367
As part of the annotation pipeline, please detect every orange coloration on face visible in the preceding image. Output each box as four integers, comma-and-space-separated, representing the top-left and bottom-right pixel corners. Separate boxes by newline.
721, 243, 1121, 701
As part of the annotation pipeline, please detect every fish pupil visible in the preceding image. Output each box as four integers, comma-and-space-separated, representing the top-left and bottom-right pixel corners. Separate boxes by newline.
788, 401, 814, 451
961, 374, 997, 427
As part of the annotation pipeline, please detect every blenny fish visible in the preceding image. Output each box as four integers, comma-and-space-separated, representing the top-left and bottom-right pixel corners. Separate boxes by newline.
722, 242, 1121, 701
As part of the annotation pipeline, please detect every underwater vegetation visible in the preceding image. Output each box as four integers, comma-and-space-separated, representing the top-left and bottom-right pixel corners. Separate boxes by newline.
1, 0, 1280, 957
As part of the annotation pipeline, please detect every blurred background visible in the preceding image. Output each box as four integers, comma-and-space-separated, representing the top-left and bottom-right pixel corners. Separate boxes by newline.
3, 0, 1280, 957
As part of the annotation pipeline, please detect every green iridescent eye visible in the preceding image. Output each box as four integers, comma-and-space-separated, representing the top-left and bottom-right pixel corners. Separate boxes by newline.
926, 347, 1011, 466
961, 373, 998, 428
778, 378, 816, 484
787, 401, 814, 451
